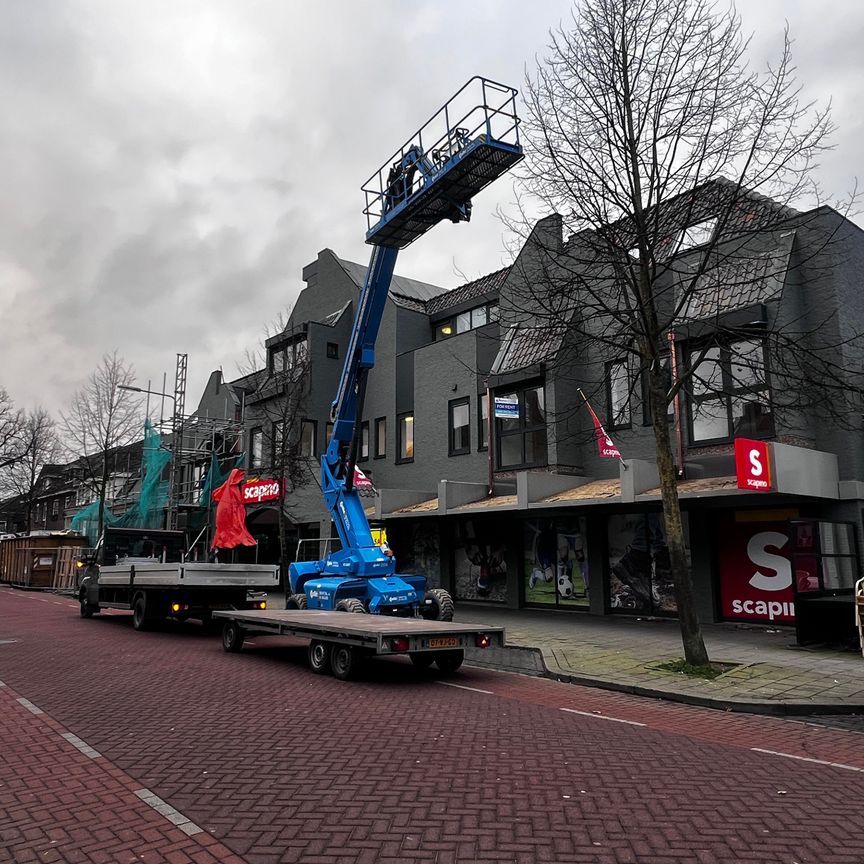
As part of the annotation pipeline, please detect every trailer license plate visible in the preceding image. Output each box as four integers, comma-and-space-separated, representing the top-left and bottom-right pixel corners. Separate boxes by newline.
429, 637, 458, 648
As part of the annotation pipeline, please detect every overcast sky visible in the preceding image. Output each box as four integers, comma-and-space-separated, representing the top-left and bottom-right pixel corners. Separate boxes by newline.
0, 0, 861, 416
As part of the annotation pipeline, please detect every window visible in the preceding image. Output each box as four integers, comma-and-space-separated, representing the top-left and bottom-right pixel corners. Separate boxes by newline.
642, 355, 675, 426
374, 417, 386, 458
397, 413, 414, 463
677, 218, 717, 252
689, 340, 773, 444
250, 428, 264, 469
487, 304, 499, 322
456, 311, 471, 334
607, 359, 631, 429
496, 384, 547, 469
271, 421, 285, 463
478, 393, 489, 450
448, 398, 471, 456
327, 342, 339, 359
435, 320, 454, 339
51, 499, 59, 519
270, 338, 308, 375
359, 421, 370, 461
300, 420, 317, 457
434, 304, 497, 340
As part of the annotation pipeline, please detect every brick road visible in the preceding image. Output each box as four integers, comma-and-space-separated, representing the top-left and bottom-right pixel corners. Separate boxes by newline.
1, 587, 863, 864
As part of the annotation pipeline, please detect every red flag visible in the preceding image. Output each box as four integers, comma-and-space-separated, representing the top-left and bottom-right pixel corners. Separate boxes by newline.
211, 469, 257, 549
583, 397, 622, 460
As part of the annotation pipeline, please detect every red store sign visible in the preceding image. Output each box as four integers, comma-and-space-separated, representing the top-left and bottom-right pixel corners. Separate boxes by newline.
735, 438, 773, 492
719, 515, 795, 623
242, 478, 281, 504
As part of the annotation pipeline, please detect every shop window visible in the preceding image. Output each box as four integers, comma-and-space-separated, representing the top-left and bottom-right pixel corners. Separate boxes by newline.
250, 428, 264, 469
359, 421, 370, 461
300, 420, 316, 457
454, 519, 507, 602
478, 393, 489, 451
689, 340, 773, 444
326, 342, 339, 359
448, 398, 470, 456
607, 359, 631, 429
524, 518, 588, 608
397, 413, 414, 463
791, 520, 858, 594
374, 417, 386, 459
496, 383, 547, 470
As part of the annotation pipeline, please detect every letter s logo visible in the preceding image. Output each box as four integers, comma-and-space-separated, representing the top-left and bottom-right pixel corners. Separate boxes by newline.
749, 449, 763, 476
747, 531, 792, 592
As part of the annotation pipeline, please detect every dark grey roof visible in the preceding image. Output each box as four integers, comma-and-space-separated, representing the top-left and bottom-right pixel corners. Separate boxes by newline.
337, 258, 444, 310
426, 267, 510, 316
491, 324, 566, 375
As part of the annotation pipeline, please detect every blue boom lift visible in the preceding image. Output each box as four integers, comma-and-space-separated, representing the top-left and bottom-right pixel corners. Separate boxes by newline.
286, 77, 523, 619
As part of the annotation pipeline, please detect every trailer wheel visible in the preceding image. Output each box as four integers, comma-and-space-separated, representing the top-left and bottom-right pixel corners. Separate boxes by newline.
435, 649, 464, 674
409, 652, 434, 668
132, 593, 151, 631
286, 593, 308, 610
79, 599, 94, 619
335, 598, 366, 614
222, 620, 245, 653
308, 640, 332, 674
422, 588, 454, 622
331, 645, 360, 681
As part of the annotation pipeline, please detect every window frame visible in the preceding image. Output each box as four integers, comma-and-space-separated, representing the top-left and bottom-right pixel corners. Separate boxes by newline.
495, 382, 548, 471
374, 416, 386, 459
606, 358, 632, 430
249, 427, 264, 470
448, 397, 471, 457
397, 412, 414, 464
326, 342, 339, 359
299, 419, 317, 458
478, 392, 489, 451
358, 421, 370, 462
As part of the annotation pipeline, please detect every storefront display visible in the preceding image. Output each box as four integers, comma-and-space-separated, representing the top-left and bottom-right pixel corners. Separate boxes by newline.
524, 517, 588, 608
454, 519, 508, 602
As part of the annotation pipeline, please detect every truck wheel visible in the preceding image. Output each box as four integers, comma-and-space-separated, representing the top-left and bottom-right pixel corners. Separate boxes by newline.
335, 598, 366, 613
79, 600, 94, 619
286, 593, 308, 610
435, 649, 464, 674
422, 588, 454, 622
308, 640, 332, 674
331, 645, 360, 681
132, 593, 150, 632
409, 652, 434, 668
222, 621, 245, 653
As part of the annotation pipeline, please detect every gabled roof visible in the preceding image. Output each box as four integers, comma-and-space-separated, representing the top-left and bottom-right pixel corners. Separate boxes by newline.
426, 267, 510, 316
491, 323, 566, 375
336, 257, 444, 311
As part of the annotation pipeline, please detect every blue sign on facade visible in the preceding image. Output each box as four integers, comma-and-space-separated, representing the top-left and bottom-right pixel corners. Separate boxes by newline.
494, 397, 519, 419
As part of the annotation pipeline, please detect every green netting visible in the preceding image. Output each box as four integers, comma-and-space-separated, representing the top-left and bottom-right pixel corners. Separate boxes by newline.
70, 502, 119, 546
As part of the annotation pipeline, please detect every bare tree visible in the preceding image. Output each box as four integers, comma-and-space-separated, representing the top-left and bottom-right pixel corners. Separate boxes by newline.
0, 388, 25, 473
3, 408, 58, 533
510, 0, 856, 665
61, 352, 143, 537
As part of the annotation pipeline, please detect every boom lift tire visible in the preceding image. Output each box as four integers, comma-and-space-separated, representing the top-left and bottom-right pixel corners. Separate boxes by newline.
335, 598, 366, 614
422, 588, 454, 622
308, 640, 332, 674
132, 592, 152, 631
331, 644, 360, 681
222, 620, 245, 653
409, 652, 435, 668
434, 649, 464, 674
286, 593, 308, 610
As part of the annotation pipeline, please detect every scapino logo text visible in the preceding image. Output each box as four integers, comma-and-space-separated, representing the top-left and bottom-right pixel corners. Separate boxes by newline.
730, 598, 795, 620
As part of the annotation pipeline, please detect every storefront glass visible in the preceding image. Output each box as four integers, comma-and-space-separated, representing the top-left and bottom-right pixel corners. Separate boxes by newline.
523, 517, 589, 608
454, 519, 508, 602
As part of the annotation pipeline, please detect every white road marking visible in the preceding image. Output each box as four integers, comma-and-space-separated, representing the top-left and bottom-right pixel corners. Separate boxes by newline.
60, 731, 102, 759
561, 707, 646, 726
435, 681, 494, 695
751, 748, 864, 773
135, 788, 203, 834
16, 697, 43, 715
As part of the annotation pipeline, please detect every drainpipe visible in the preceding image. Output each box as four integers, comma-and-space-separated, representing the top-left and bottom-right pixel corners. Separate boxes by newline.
667, 330, 685, 479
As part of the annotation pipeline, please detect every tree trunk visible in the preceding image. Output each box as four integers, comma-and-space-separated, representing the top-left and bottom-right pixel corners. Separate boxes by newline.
648, 365, 710, 666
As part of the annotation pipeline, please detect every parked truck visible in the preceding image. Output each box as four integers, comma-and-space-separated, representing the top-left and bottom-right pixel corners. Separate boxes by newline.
77, 526, 279, 631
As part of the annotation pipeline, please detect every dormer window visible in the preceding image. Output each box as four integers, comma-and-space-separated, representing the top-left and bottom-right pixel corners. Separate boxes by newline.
677, 218, 717, 253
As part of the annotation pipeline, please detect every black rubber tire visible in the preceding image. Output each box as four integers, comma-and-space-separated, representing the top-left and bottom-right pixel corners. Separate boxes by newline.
79, 600, 94, 619
286, 593, 308, 610
434, 649, 464, 674
331, 645, 360, 681
409, 652, 435, 668
222, 621, 244, 653
422, 588, 455, 622
335, 598, 366, 613
308, 640, 333, 675
132, 593, 150, 631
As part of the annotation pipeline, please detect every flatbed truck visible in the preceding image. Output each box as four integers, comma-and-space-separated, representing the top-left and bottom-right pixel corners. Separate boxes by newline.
214, 608, 504, 680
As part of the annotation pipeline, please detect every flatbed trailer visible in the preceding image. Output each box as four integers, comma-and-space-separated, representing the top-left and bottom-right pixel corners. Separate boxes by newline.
213, 609, 505, 680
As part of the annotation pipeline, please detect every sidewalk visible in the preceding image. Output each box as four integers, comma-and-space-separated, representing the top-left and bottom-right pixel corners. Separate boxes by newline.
456, 604, 864, 715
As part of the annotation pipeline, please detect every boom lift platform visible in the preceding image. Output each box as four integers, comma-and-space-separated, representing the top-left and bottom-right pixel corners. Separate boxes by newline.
220, 78, 522, 678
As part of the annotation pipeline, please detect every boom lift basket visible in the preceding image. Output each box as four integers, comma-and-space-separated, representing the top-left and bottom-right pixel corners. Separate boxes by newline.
362, 77, 523, 248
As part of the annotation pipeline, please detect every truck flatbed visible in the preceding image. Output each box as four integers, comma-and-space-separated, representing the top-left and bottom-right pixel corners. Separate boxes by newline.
212, 608, 504, 680
98, 562, 280, 590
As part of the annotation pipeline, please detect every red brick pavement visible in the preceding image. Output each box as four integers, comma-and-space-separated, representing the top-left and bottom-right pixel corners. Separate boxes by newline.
1, 587, 864, 864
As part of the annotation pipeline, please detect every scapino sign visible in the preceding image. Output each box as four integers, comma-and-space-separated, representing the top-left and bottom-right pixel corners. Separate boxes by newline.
719, 517, 795, 623
242, 478, 281, 504
735, 438, 773, 491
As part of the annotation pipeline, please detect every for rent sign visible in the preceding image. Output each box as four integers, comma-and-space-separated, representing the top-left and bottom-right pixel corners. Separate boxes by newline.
242, 478, 281, 504
735, 438, 773, 491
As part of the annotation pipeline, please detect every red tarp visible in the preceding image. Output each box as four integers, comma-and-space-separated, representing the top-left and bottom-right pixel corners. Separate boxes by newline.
211, 469, 257, 549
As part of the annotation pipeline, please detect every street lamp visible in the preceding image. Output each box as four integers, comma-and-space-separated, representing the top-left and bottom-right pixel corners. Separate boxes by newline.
118, 383, 176, 425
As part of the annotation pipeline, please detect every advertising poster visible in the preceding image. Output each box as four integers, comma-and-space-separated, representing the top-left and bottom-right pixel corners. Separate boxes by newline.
607, 512, 685, 614
719, 516, 795, 623
454, 519, 507, 602
524, 518, 589, 607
